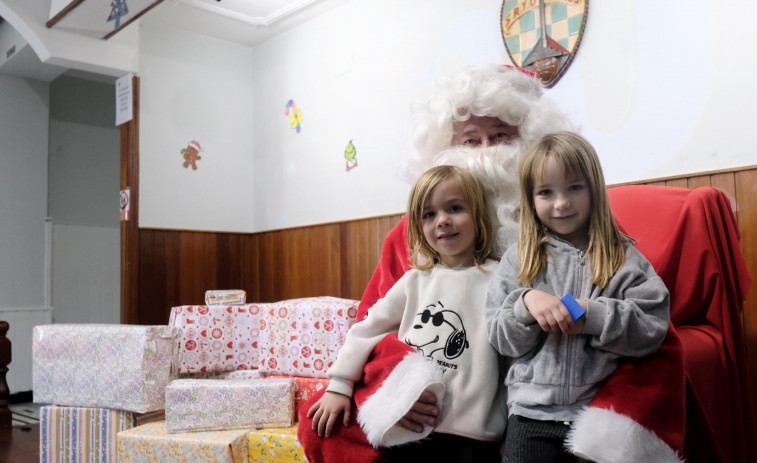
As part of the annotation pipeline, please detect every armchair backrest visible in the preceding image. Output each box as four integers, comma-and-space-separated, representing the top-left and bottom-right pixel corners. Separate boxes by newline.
607, 185, 750, 327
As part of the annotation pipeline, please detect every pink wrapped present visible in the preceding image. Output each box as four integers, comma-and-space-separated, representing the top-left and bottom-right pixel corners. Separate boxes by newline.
165, 377, 295, 433
169, 304, 263, 373
258, 296, 358, 378
32, 324, 178, 413
268, 375, 329, 417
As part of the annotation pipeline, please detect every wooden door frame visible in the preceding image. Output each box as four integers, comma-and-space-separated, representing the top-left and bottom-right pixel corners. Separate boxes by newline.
120, 75, 139, 324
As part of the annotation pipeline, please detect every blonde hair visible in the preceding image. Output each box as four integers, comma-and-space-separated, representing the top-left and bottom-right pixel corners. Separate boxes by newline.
407, 165, 495, 270
517, 132, 630, 287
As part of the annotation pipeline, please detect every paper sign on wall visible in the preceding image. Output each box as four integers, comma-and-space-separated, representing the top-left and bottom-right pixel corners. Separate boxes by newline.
116, 73, 134, 126
120, 188, 131, 221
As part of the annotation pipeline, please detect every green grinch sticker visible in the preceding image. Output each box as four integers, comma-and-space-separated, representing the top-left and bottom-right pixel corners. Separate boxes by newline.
344, 140, 357, 172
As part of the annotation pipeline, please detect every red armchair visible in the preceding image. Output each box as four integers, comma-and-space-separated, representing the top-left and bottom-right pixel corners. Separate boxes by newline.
606, 185, 756, 462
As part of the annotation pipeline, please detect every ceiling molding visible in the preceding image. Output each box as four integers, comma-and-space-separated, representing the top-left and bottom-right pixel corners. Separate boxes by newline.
178, 0, 321, 27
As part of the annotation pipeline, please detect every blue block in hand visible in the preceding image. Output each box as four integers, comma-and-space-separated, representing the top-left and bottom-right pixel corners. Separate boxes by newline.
561, 293, 586, 321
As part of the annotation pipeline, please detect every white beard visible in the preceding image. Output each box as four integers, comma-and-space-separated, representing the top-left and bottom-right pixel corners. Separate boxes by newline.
432, 140, 526, 257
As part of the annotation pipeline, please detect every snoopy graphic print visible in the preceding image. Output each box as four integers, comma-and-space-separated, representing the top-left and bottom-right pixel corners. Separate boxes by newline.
405, 300, 469, 372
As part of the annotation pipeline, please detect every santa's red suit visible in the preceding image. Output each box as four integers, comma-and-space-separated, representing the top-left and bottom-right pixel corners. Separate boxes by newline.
300, 184, 756, 463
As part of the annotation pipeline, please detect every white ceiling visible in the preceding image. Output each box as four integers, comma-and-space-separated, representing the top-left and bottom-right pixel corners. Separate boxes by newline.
0, 0, 350, 82
130, 0, 350, 48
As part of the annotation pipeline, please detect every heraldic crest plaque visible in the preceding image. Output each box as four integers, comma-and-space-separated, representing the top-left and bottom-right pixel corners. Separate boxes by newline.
501, 0, 588, 88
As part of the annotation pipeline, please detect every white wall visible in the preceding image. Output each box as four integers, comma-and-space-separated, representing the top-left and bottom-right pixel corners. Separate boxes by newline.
250, 0, 510, 230
138, 23, 256, 232
141, 0, 757, 234
0, 75, 48, 308
48, 74, 121, 325
0, 75, 49, 393
7, 0, 757, 236
547, 1, 757, 182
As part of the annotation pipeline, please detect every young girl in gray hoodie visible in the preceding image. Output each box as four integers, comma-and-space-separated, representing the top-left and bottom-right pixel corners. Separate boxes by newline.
485, 131, 670, 463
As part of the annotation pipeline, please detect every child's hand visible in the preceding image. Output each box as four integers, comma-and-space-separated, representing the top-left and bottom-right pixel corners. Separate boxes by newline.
566, 299, 588, 334
523, 289, 575, 334
307, 391, 351, 438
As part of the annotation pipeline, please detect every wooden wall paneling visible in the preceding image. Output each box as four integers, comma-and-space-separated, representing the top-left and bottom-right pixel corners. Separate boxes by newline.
665, 178, 689, 188
120, 76, 140, 324
257, 231, 281, 302
138, 230, 168, 325
735, 169, 757, 412
215, 233, 242, 292
687, 175, 711, 189
341, 215, 401, 301
710, 173, 739, 225
307, 224, 343, 298
240, 233, 262, 302
182, 232, 219, 305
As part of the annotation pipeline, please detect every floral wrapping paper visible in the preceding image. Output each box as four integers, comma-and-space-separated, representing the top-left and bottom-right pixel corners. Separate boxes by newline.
257, 297, 359, 378
32, 324, 178, 413
247, 424, 308, 463
165, 378, 295, 433
170, 304, 263, 374
116, 421, 250, 463
267, 376, 328, 418
39, 406, 164, 463
178, 369, 265, 380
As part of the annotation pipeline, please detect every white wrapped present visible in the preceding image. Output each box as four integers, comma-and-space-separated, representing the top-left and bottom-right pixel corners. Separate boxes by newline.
165, 377, 295, 433
33, 324, 178, 413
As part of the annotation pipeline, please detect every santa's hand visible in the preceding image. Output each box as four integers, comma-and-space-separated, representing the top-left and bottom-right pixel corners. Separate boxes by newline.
307, 391, 351, 438
397, 389, 439, 433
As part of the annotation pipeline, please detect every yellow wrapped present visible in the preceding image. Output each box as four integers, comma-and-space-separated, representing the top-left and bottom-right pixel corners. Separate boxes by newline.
247, 424, 308, 463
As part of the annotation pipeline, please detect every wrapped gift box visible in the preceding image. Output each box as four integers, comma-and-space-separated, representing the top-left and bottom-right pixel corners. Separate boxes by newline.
247, 424, 307, 463
258, 297, 358, 378
117, 421, 250, 463
178, 369, 265, 380
165, 378, 295, 433
268, 375, 328, 417
170, 304, 263, 373
33, 324, 178, 412
206, 290, 246, 306
40, 406, 164, 463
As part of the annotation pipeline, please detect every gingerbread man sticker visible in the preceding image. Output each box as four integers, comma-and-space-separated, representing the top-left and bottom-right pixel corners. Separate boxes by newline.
181, 140, 203, 170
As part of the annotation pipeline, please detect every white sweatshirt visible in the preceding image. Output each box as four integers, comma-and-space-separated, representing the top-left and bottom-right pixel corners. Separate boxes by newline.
327, 260, 507, 443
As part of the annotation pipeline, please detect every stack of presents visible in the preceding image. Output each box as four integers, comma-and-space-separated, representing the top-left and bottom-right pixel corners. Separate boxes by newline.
32, 291, 360, 462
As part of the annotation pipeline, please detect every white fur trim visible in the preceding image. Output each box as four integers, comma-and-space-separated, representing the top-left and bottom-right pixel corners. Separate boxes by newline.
566, 406, 684, 463
357, 351, 445, 448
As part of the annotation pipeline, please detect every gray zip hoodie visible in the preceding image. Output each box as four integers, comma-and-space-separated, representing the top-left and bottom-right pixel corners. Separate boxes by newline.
485, 235, 670, 422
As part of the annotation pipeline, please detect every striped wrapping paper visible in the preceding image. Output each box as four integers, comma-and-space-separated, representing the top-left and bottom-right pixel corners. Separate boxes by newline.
39, 405, 165, 463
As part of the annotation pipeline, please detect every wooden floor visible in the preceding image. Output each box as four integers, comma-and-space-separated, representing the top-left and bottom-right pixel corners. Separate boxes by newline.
0, 424, 39, 463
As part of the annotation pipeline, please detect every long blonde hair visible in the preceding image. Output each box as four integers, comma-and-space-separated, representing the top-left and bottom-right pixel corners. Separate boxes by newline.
407, 165, 495, 270
517, 132, 630, 287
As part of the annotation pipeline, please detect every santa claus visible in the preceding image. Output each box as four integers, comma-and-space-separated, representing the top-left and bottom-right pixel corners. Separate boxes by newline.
298, 64, 685, 463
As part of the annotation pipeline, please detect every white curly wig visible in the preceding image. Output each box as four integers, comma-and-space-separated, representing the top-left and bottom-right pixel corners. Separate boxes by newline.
400, 63, 575, 254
